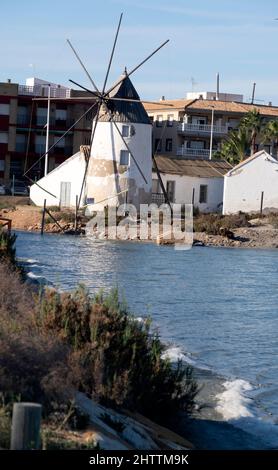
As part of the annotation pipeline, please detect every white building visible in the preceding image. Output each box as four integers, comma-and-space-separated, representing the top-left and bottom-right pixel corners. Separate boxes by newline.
223, 150, 278, 214
152, 156, 231, 212
30, 72, 153, 210
30, 147, 87, 207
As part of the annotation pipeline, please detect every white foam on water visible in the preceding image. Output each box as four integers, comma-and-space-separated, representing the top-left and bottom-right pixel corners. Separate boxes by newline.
17, 257, 38, 264
27, 271, 44, 280
216, 379, 253, 420
216, 379, 278, 448
162, 346, 195, 366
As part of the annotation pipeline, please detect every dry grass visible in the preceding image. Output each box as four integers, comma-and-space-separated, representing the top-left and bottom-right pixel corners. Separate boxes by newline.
194, 212, 251, 235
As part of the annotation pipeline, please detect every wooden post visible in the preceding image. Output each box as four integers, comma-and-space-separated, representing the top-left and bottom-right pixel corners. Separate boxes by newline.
192, 188, 195, 206
260, 191, 264, 216
41, 199, 46, 235
10, 402, 42, 450
74, 194, 78, 234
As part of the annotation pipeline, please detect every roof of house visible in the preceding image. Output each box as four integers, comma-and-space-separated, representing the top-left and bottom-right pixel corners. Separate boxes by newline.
144, 98, 278, 117
226, 150, 278, 176
99, 71, 151, 124
153, 156, 232, 178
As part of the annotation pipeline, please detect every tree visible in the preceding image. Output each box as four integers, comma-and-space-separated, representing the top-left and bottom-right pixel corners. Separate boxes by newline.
262, 119, 278, 157
240, 109, 263, 155
216, 127, 250, 164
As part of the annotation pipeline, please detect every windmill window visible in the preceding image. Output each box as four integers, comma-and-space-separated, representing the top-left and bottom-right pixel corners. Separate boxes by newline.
120, 150, 130, 165
199, 185, 208, 204
122, 125, 130, 137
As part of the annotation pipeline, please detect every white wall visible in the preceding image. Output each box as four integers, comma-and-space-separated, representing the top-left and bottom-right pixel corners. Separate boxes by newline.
30, 151, 86, 207
152, 172, 224, 212
223, 153, 278, 214
86, 121, 152, 211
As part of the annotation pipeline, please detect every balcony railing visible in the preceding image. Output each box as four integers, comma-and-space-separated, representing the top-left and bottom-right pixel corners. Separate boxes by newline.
178, 122, 229, 135
18, 85, 71, 98
176, 147, 217, 158
152, 193, 166, 205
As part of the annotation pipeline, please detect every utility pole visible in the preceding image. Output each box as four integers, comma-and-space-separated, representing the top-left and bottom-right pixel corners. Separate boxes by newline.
251, 82, 256, 105
44, 84, 51, 176
209, 106, 215, 160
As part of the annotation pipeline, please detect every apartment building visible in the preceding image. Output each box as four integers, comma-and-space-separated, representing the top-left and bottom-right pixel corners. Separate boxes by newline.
0, 78, 96, 185
144, 92, 278, 159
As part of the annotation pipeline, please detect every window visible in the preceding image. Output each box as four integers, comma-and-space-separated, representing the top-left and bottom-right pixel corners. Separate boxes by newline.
154, 139, 162, 152
156, 115, 163, 127
122, 125, 130, 137
190, 140, 205, 149
166, 181, 175, 203
120, 149, 129, 165
15, 134, 26, 152
0, 160, 5, 171
56, 109, 67, 121
165, 138, 173, 152
0, 132, 8, 144
0, 103, 10, 115
199, 185, 208, 203
54, 135, 65, 148
167, 114, 174, 127
152, 179, 160, 193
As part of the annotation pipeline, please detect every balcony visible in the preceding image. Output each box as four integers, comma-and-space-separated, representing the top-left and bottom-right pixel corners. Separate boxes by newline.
178, 122, 229, 136
18, 85, 71, 98
176, 147, 217, 159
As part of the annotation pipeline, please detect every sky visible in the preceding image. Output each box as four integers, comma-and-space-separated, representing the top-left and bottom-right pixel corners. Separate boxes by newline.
1, 0, 278, 104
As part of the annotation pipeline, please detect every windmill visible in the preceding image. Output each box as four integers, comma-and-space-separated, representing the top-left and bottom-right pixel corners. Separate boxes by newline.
26, 13, 173, 215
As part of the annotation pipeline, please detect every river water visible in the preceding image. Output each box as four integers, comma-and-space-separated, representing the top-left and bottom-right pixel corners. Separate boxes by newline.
15, 231, 278, 448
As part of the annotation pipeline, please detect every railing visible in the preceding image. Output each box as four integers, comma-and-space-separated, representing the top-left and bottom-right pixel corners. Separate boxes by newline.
178, 122, 229, 134
152, 193, 166, 205
176, 147, 217, 158
18, 85, 71, 98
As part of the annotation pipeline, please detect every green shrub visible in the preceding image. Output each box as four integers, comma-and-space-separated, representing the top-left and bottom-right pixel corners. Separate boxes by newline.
0, 229, 17, 265
38, 287, 198, 421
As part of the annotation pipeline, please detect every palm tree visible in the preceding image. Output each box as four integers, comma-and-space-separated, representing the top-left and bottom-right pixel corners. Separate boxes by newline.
262, 119, 278, 157
217, 127, 250, 164
240, 109, 263, 155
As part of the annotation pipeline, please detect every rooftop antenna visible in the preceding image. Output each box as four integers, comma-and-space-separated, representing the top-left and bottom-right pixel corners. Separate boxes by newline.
251, 82, 256, 104
216, 72, 220, 100
24, 13, 173, 212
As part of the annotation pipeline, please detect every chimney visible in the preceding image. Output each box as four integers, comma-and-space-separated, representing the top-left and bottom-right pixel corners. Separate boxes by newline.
269, 101, 272, 107
160, 95, 165, 101
216, 73, 220, 100
7, 78, 11, 83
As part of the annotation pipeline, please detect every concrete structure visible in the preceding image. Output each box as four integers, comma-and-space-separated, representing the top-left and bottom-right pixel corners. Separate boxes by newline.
152, 156, 231, 212
144, 98, 278, 160
185, 91, 243, 102
223, 150, 278, 214
30, 147, 87, 208
0, 78, 95, 185
86, 72, 152, 211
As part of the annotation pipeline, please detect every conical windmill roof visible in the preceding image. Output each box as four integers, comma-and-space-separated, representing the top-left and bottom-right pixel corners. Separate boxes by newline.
99, 71, 151, 124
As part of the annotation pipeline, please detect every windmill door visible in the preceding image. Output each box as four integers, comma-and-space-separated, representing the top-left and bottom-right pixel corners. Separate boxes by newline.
60, 182, 71, 207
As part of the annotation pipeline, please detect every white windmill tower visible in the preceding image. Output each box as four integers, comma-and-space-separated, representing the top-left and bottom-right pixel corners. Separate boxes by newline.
86, 69, 152, 211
